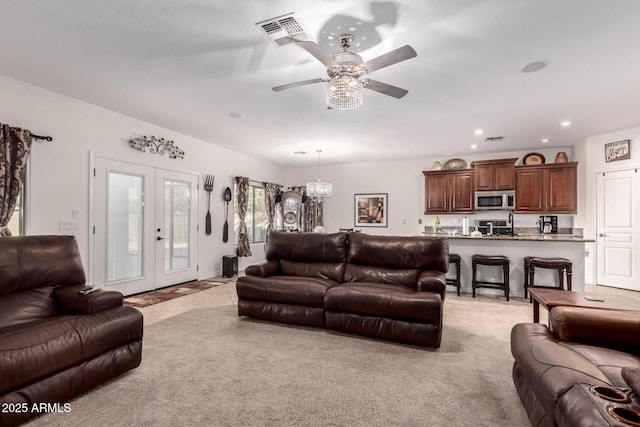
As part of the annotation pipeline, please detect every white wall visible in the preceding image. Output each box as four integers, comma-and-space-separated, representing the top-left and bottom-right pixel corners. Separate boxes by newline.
0, 74, 285, 278
576, 125, 640, 284
286, 146, 576, 236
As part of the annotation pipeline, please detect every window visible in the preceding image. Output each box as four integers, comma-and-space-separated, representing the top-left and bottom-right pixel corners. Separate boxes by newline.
7, 181, 25, 236
233, 183, 269, 244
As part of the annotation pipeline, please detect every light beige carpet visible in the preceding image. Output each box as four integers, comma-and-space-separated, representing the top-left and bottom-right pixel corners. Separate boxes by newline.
26, 294, 532, 427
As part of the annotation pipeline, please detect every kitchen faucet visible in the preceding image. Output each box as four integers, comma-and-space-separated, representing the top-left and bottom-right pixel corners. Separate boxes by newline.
508, 211, 515, 236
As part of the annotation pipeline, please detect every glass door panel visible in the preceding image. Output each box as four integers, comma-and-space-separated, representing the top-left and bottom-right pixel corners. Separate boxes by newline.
107, 172, 144, 283
154, 169, 198, 288
163, 178, 191, 273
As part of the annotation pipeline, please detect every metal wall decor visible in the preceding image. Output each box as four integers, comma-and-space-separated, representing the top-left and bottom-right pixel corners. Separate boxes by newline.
128, 135, 185, 159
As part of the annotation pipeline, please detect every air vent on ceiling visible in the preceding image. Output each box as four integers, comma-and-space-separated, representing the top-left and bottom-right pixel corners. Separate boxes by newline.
484, 136, 505, 142
256, 13, 313, 46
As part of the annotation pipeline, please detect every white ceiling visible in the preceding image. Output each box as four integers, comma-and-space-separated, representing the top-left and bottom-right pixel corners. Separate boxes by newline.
2, 1, 640, 166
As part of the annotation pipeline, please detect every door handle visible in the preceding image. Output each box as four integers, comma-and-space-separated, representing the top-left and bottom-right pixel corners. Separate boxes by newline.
157, 236, 164, 241
598, 233, 608, 237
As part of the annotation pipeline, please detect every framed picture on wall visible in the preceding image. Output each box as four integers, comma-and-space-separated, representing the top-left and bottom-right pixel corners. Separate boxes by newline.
354, 193, 388, 227
605, 139, 631, 162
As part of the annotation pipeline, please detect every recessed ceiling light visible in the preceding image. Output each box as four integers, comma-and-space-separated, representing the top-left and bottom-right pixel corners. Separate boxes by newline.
474, 129, 484, 136
521, 60, 550, 73
560, 121, 572, 127
229, 112, 245, 119
471, 144, 478, 149
294, 151, 307, 155
541, 138, 551, 143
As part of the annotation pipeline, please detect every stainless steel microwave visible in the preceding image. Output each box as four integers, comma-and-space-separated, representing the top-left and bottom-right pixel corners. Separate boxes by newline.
474, 190, 515, 210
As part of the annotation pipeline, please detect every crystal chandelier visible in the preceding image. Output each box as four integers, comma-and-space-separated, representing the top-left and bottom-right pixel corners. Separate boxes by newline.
327, 75, 363, 110
306, 150, 332, 201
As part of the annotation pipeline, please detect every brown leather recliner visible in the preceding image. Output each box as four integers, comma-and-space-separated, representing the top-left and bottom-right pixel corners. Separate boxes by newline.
236, 231, 448, 347
511, 306, 640, 426
0, 235, 143, 427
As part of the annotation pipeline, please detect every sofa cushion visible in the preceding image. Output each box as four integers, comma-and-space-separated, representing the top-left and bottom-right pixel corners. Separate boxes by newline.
347, 233, 448, 273
622, 367, 640, 396
0, 287, 57, 329
281, 259, 345, 282
266, 231, 348, 263
324, 283, 442, 324
343, 264, 421, 288
0, 305, 143, 395
0, 235, 86, 294
236, 275, 339, 307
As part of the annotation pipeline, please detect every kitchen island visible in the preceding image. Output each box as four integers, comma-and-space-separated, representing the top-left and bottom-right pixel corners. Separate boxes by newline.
427, 233, 594, 298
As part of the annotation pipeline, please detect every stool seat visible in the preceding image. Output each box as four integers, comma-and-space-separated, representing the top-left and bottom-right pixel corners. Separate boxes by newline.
446, 254, 461, 296
528, 257, 572, 269
472, 255, 510, 265
472, 255, 510, 301
524, 256, 573, 301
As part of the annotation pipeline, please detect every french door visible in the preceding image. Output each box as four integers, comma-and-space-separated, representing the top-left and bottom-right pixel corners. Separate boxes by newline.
596, 169, 639, 291
92, 157, 198, 296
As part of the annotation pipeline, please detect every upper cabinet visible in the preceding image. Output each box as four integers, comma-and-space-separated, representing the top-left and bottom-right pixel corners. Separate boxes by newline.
471, 158, 518, 191
515, 162, 577, 214
423, 169, 475, 214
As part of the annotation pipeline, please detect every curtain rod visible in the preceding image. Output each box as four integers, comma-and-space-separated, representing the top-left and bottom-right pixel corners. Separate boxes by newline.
30, 133, 53, 141
233, 176, 274, 186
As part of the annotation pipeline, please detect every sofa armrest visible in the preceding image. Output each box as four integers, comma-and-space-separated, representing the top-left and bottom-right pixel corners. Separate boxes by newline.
550, 306, 640, 354
54, 284, 124, 315
417, 271, 446, 299
245, 260, 280, 277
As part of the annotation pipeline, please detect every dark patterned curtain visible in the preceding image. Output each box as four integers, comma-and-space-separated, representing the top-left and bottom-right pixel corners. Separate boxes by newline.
0, 125, 32, 236
235, 176, 252, 257
263, 182, 281, 240
304, 199, 324, 232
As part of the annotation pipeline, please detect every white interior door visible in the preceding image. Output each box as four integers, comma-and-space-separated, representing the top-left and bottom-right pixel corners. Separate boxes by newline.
596, 169, 639, 291
93, 157, 198, 296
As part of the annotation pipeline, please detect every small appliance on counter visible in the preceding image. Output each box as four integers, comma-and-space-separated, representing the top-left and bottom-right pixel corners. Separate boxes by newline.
538, 215, 558, 233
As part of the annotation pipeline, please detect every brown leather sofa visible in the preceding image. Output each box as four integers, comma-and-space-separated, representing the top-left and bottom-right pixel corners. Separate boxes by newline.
236, 231, 448, 347
511, 306, 640, 426
0, 235, 143, 427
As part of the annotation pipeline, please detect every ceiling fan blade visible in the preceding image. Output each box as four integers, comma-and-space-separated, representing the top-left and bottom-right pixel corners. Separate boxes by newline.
364, 79, 409, 99
294, 40, 337, 67
362, 45, 417, 74
272, 78, 327, 92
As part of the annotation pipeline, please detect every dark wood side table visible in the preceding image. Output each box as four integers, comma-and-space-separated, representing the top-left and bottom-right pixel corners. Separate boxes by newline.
528, 288, 640, 323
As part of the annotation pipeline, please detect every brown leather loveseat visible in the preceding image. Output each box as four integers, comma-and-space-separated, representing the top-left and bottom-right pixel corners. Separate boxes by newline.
0, 235, 143, 427
511, 306, 640, 426
236, 231, 448, 347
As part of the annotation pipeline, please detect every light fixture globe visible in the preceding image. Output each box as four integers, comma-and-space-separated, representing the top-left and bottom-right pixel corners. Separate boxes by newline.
327, 75, 363, 110
306, 149, 332, 201
306, 179, 333, 200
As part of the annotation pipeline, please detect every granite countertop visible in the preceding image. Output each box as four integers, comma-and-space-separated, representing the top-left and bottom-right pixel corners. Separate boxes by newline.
423, 233, 594, 243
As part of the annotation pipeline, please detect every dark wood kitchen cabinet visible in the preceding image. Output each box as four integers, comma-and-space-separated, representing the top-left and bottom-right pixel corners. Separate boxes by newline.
515, 162, 577, 214
472, 158, 518, 191
423, 169, 475, 214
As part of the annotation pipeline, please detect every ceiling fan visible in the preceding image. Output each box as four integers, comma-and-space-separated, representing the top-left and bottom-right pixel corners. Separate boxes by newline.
272, 34, 417, 110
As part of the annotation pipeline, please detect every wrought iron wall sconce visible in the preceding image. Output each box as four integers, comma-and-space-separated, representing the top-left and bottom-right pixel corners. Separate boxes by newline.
128, 135, 185, 159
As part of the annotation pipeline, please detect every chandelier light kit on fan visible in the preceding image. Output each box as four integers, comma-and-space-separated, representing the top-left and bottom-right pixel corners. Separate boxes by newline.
257, 15, 417, 110
306, 150, 332, 201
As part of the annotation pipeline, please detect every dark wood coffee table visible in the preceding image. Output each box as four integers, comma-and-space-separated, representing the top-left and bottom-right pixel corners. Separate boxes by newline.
528, 288, 640, 323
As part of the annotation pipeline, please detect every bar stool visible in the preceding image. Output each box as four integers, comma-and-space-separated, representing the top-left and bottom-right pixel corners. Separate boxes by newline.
524, 256, 572, 301
446, 253, 461, 296
472, 255, 510, 301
